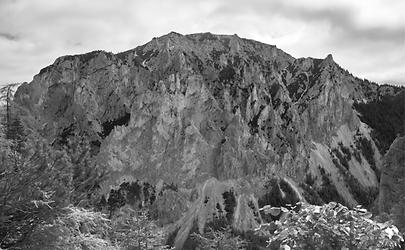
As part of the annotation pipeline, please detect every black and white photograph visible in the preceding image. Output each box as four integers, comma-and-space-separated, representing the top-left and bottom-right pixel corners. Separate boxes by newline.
0, 0, 404, 249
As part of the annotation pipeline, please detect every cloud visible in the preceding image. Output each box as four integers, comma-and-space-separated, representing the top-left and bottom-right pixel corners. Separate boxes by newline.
211, 0, 405, 46
0, 32, 19, 41
0, 0, 404, 86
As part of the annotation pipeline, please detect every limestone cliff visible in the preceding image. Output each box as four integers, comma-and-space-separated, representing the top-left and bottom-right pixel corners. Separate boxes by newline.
379, 136, 405, 214
13, 32, 404, 248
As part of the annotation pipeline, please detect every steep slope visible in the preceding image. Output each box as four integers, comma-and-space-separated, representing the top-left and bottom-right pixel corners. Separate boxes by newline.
13, 32, 404, 248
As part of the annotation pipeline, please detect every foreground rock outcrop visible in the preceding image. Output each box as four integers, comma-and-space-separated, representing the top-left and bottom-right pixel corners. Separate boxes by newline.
13, 32, 404, 248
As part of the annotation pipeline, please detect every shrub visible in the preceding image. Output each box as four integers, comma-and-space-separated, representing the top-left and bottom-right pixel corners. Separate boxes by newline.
263, 202, 404, 249
27, 206, 115, 250
192, 226, 246, 250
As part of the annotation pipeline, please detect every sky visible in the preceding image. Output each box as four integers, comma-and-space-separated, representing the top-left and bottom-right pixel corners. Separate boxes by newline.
0, 0, 404, 86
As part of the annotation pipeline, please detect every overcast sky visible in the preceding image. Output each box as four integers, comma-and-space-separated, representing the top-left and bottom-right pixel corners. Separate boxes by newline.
1, 0, 404, 86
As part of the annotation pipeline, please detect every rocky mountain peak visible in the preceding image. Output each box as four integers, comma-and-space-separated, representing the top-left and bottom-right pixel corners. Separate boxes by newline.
325, 53, 334, 62
320, 53, 336, 68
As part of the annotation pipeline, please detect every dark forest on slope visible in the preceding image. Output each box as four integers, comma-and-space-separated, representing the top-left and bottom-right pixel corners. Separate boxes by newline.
354, 90, 405, 153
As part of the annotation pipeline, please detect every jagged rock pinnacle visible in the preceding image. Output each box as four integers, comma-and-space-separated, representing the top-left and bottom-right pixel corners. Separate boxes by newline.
326, 54, 333, 60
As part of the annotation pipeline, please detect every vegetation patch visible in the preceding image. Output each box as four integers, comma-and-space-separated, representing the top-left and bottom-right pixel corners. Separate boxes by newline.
159, 182, 178, 195
355, 136, 380, 180
198, 32, 217, 42
332, 147, 350, 170
287, 73, 307, 102
222, 190, 237, 222
279, 178, 300, 205
351, 144, 363, 163
205, 217, 229, 232
269, 83, 281, 104
248, 105, 265, 134
218, 65, 236, 82
210, 49, 225, 62
99, 111, 131, 138
331, 152, 378, 208
106, 181, 156, 215
339, 143, 351, 160
166, 228, 180, 247
304, 173, 316, 186
183, 220, 200, 250
193, 226, 246, 250
280, 102, 293, 129
240, 230, 268, 250
346, 175, 378, 208
317, 167, 345, 205
299, 183, 323, 205
258, 178, 284, 208
258, 177, 299, 210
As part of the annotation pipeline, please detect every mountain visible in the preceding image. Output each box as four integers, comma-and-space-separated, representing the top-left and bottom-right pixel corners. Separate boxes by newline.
13, 32, 404, 249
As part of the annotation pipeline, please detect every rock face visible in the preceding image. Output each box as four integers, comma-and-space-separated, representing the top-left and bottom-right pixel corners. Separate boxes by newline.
14, 32, 404, 248
379, 136, 405, 214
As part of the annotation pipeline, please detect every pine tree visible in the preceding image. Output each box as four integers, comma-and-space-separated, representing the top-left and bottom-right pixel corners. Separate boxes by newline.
27, 206, 116, 250
0, 134, 74, 248
0, 84, 26, 153
0, 85, 74, 248
110, 206, 170, 249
